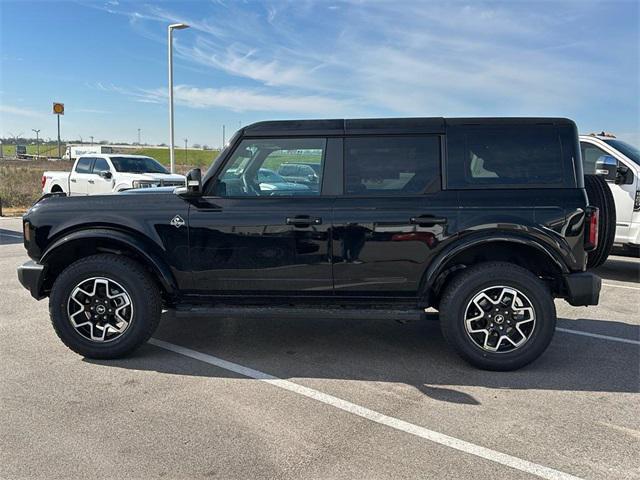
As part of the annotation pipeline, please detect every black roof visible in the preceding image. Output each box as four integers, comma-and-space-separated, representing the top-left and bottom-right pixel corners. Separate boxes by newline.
243, 117, 575, 136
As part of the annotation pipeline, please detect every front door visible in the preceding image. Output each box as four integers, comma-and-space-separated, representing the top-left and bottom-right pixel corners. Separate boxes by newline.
188, 137, 333, 298
90, 157, 114, 194
581, 140, 635, 240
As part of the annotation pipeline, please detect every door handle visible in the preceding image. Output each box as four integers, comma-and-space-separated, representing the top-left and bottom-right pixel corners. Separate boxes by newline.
286, 216, 322, 227
410, 215, 447, 226
70, 179, 77, 183
88, 180, 95, 184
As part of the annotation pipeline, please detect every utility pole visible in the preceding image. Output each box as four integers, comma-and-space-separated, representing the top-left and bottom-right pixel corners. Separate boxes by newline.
168, 22, 190, 174
222, 124, 226, 147
137, 128, 141, 145
32, 129, 41, 157
184, 138, 188, 163
90, 136, 94, 145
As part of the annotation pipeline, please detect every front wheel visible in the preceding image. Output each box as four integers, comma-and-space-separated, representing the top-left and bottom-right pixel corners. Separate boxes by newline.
439, 262, 556, 371
49, 254, 161, 359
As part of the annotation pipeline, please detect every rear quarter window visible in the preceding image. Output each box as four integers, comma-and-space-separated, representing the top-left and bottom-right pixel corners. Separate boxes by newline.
446, 125, 567, 189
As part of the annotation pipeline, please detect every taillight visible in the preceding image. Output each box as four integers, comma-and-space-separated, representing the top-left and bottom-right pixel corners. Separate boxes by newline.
585, 207, 599, 251
41, 175, 46, 190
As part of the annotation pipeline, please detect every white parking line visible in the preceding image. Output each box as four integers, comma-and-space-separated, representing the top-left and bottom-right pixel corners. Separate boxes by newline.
602, 282, 640, 291
556, 327, 639, 345
148, 338, 583, 480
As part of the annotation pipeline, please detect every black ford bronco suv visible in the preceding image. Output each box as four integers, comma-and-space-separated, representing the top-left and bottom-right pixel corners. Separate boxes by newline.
18, 117, 602, 370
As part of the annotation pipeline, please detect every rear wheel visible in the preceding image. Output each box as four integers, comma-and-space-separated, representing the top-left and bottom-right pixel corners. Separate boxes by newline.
439, 262, 556, 371
585, 174, 616, 268
49, 254, 161, 359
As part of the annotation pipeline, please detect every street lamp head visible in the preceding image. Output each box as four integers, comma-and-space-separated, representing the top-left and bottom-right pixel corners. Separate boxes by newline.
169, 23, 190, 30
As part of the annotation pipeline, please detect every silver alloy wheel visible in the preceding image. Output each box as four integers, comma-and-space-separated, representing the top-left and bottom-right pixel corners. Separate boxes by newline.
66, 277, 134, 343
464, 286, 536, 353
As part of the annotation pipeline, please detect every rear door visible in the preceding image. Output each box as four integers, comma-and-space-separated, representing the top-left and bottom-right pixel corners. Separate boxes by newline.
187, 137, 335, 298
69, 157, 94, 195
332, 135, 456, 299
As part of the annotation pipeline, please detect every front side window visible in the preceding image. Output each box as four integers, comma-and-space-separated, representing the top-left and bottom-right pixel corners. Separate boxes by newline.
446, 125, 564, 188
92, 158, 110, 174
580, 142, 610, 175
214, 138, 326, 197
344, 136, 440, 195
75, 157, 93, 173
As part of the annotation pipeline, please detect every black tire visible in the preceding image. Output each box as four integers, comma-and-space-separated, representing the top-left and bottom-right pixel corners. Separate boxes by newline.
439, 262, 556, 371
49, 254, 161, 359
585, 174, 616, 269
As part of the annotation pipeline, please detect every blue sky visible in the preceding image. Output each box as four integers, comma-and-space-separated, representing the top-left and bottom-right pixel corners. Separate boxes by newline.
1, 0, 638, 147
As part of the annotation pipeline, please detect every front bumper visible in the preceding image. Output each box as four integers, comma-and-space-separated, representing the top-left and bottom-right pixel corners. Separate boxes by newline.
563, 272, 601, 306
17, 261, 46, 300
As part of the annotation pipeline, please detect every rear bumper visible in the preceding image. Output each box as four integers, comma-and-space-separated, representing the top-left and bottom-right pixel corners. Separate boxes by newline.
563, 272, 601, 306
17, 261, 46, 300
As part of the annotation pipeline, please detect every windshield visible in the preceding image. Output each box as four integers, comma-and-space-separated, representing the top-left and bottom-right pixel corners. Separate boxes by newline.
603, 139, 639, 165
110, 156, 168, 173
258, 169, 286, 183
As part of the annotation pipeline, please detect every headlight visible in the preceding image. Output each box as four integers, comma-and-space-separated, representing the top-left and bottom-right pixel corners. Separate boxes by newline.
132, 180, 158, 188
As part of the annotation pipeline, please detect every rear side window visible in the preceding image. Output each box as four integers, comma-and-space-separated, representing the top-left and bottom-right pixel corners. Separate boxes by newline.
446, 126, 564, 188
344, 136, 440, 195
75, 157, 93, 173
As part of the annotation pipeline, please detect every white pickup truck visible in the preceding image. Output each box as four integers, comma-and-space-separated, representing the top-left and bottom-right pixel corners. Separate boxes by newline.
42, 154, 185, 195
580, 133, 640, 253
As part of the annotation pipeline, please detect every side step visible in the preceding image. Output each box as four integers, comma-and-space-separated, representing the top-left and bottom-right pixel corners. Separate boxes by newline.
172, 305, 438, 322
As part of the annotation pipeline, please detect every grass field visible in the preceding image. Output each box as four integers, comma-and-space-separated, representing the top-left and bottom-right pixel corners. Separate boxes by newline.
1, 144, 66, 158
129, 147, 219, 168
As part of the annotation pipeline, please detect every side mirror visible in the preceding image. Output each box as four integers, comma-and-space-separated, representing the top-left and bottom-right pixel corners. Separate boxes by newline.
186, 168, 202, 195
595, 155, 618, 181
99, 170, 112, 179
615, 164, 633, 185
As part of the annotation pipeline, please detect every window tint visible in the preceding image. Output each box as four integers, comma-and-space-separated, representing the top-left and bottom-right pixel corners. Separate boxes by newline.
75, 157, 93, 173
92, 158, 110, 174
446, 126, 564, 188
215, 138, 325, 197
580, 142, 610, 175
344, 136, 440, 195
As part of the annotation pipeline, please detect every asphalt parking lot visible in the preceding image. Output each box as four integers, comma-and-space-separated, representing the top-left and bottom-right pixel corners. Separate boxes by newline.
1, 216, 638, 480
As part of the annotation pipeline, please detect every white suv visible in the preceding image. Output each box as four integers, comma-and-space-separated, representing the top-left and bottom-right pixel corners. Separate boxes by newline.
580, 133, 640, 252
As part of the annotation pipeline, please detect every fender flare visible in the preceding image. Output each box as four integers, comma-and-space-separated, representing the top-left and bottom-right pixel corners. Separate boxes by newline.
420, 233, 570, 297
40, 228, 178, 296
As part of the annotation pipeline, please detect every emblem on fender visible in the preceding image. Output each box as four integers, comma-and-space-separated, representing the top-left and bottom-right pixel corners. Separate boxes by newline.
170, 215, 185, 228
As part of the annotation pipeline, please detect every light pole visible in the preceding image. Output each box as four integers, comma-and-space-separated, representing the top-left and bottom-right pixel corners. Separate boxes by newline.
137, 128, 141, 145
168, 22, 190, 173
32, 129, 41, 157
222, 124, 226, 147
90, 136, 94, 145
184, 138, 188, 163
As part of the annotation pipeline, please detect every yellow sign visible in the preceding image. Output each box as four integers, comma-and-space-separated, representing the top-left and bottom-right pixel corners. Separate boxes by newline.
53, 102, 64, 115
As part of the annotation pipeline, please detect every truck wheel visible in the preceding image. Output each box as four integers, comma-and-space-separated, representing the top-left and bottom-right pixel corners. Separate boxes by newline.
439, 262, 556, 371
49, 254, 161, 359
585, 174, 616, 268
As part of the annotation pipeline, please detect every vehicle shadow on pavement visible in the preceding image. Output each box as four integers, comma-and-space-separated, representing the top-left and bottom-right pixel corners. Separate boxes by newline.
84, 311, 640, 405
593, 257, 640, 283
0, 229, 23, 246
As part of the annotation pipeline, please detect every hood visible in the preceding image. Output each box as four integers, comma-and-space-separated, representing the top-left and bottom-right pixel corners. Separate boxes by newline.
121, 186, 177, 194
